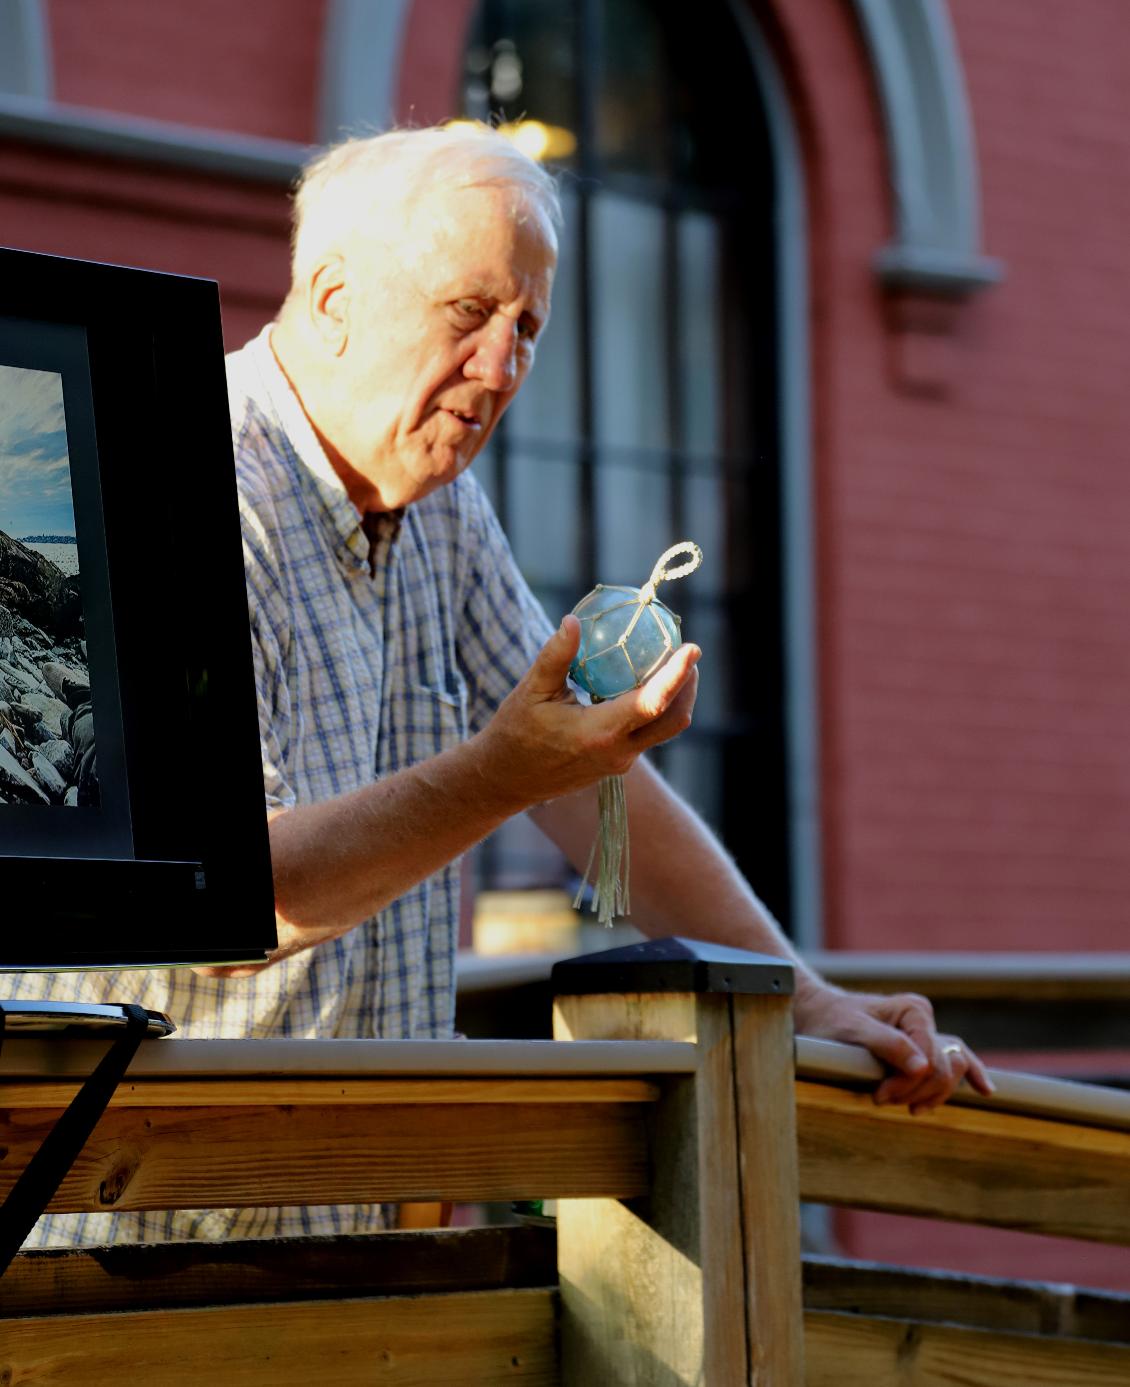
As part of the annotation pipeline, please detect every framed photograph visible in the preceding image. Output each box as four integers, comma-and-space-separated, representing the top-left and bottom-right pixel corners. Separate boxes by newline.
0, 247, 276, 969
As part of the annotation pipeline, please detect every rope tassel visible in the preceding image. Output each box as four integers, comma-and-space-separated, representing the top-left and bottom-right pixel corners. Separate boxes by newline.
569, 541, 703, 926
573, 772, 631, 925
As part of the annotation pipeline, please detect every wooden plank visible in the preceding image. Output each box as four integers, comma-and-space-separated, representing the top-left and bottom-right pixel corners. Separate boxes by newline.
808, 953, 1130, 1052
803, 1255, 1130, 1345
554, 1082, 713, 1386
797, 1080, 1130, 1243
0, 1101, 648, 1212
0, 1288, 559, 1386
0, 1226, 557, 1318
554, 990, 806, 1386
804, 1309, 1130, 1386
456, 948, 1130, 1004
806, 952, 1130, 1001
1, 1076, 660, 1109
454, 949, 1130, 1048
695, 995, 759, 1382
552, 992, 697, 1043
555, 992, 722, 1384
13, 1236, 1130, 1354
0, 1035, 696, 1079
729, 992, 806, 1383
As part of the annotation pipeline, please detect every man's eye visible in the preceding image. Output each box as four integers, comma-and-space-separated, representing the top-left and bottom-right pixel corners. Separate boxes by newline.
517, 319, 539, 342
454, 300, 485, 319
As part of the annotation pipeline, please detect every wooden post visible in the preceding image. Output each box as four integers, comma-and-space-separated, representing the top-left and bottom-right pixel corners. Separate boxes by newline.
552, 938, 806, 1386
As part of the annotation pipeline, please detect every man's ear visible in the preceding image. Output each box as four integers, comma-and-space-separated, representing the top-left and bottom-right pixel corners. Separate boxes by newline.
308, 254, 349, 355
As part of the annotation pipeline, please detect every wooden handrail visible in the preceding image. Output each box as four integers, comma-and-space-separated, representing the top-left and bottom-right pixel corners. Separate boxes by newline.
456, 948, 1130, 1053
797, 1035, 1130, 1132
0, 1034, 696, 1079
457, 948, 1130, 1001
806, 951, 1130, 1000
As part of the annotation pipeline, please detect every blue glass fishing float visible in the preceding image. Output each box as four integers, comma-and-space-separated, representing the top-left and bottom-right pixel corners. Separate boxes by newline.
569, 541, 702, 701
568, 541, 703, 924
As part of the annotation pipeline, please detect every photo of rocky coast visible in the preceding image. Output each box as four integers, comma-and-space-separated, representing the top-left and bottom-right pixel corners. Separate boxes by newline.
0, 363, 96, 808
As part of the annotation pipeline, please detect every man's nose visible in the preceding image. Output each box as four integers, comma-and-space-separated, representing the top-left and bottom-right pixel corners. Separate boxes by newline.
467, 320, 518, 391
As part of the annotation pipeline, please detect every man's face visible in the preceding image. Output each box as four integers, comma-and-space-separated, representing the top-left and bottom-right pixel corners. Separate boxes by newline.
341, 184, 557, 511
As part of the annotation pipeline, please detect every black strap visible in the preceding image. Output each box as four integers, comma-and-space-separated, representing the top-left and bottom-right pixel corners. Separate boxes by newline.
0, 1003, 151, 1276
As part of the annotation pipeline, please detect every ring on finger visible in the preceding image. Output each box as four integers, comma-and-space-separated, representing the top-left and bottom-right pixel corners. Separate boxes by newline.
942, 1042, 964, 1058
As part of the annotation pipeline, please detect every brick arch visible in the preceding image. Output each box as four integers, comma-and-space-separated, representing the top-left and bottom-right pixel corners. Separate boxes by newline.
314, 0, 476, 136
394, 0, 480, 126
850, 0, 1001, 295
388, 0, 999, 300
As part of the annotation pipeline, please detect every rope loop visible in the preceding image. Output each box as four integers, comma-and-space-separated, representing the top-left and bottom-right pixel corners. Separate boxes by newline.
639, 541, 704, 604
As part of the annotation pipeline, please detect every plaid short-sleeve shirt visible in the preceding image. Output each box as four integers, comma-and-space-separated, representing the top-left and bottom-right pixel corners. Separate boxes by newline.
15, 325, 553, 1244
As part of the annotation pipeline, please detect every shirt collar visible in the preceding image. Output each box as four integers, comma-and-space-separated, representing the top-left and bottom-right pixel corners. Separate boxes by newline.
244, 325, 401, 575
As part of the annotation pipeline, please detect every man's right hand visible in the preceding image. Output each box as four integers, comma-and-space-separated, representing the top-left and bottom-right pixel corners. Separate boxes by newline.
197, 616, 698, 976
470, 614, 700, 812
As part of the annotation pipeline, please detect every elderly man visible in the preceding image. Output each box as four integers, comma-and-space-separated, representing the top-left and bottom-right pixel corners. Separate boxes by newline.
18, 124, 989, 1246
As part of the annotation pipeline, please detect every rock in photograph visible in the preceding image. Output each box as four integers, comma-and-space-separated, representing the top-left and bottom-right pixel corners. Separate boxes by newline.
0, 361, 97, 807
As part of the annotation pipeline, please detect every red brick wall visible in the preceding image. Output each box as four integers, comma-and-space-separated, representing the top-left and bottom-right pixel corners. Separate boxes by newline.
0, 2, 320, 347
767, 0, 1130, 957
45, 0, 328, 142
767, 0, 1130, 1288
0, 143, 291, 350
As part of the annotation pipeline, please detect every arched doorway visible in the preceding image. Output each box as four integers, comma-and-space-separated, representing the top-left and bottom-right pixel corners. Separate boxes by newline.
465, 0, 796, 931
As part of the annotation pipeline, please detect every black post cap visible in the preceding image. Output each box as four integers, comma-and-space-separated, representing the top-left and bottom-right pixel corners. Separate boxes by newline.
551, 937, 795, 997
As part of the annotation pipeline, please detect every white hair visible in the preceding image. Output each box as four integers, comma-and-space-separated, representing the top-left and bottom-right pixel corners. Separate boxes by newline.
289, 123, 562, 286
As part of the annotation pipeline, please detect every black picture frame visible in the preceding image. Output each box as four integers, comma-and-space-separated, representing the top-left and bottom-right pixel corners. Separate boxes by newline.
0, 247, 276, 969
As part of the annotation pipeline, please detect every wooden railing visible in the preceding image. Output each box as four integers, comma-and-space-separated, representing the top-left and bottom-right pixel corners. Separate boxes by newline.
2, 942, 1129, 1384
457, 947, 1130, 1055
0, 1036, 686, 1385
791, 1038, 1130, 1385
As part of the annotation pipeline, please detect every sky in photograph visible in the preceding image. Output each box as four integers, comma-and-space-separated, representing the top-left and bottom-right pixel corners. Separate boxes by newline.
0, 362, 76, 538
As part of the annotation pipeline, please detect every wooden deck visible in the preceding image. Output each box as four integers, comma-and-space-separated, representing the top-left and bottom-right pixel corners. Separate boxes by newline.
2, 954, 1129, 1383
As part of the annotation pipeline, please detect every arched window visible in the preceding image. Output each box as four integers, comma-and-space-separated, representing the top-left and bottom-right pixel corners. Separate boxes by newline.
466, 0, 795, 930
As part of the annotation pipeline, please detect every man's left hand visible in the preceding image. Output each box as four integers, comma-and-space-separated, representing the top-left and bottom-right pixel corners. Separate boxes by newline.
794, 981, 995, 1114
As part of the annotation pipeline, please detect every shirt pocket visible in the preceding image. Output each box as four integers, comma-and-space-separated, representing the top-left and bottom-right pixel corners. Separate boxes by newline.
402, 677, 468, 766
